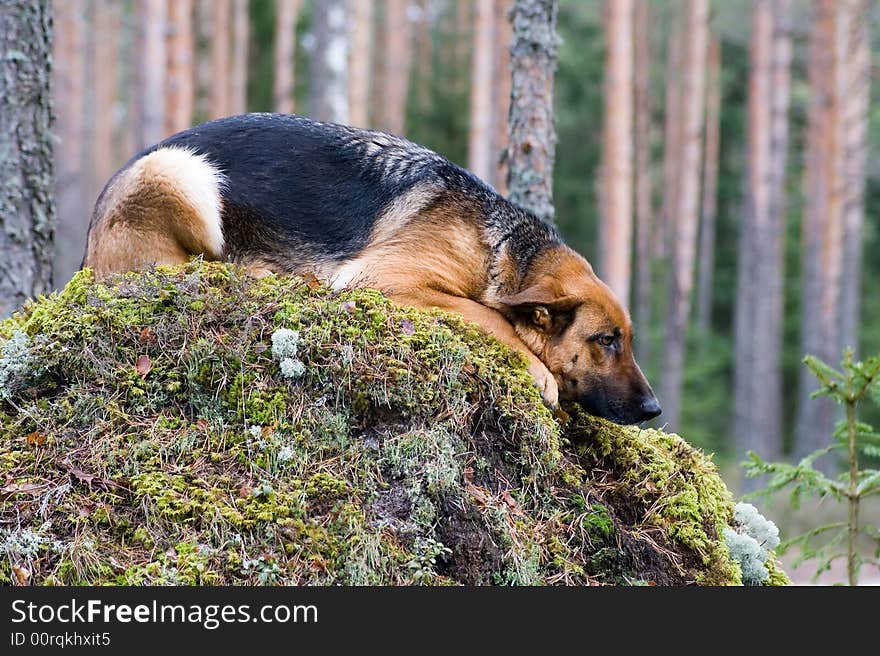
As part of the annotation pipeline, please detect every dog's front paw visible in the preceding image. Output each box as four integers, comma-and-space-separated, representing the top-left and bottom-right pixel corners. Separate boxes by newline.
528, 361, 559, 408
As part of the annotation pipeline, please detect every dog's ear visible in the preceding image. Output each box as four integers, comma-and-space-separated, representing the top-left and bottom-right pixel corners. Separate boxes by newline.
529, 306, 552, 331
493, 278, 578, 331
495, 277, 578, 309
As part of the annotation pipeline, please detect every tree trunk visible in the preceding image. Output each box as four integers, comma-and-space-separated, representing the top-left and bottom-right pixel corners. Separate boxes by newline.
210, 0, 231, 120
165, 0, 194, 135
52, 0, 86, 288
92, 0, 121, 196
347, 0, 371, 127
310, 0, 349, 124
453, 0, 472, 99
735, 0, 791, 477
598, 0, 634, 307
118, 4, 137, 163
465, 0, 513, 190
633, 0, 652, 364
659, 0, 708, 430
695, 35, 721, 334
0, 0, 54, 318
369, 0, 387, 127
380, 0, 412, 135
506, 0, 559, 224
468, 0, 495, 182
839, 0, 869, 356
656, 0, 682, 259
230, 0, 249, 115
795, 0, 845, 463
414, 0, 433, 117
759, 0, 791, 462
84, 0, 123, 283
492, 0, 514, 194
273, 0, 300, 115
83, 1, 96, 218
194, 0, 213, 122
733, 161, 754, 465
134, 0, 167, 149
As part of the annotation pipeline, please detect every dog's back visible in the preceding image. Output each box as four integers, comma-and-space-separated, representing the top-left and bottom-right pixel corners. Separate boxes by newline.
83, 113, 495, 278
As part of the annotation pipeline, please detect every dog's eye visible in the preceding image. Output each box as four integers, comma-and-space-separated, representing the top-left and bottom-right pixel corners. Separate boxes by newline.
598, 334, 615, 347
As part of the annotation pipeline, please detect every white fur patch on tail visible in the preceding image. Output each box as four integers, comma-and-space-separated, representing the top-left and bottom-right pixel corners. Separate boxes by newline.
135, 146, 226, 257
330, 259, 368, 290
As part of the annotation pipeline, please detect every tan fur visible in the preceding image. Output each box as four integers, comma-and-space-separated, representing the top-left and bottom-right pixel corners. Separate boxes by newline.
83, 147, 225, 278
366, 184, 441, 246
331, 203, 488, 299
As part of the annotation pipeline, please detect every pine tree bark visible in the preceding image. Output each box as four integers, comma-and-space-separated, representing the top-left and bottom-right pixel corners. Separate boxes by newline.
347, 0, 371, 127
210, 0, 231, 119
134, 0, 167, 148
195, 0, 214, 121
0, 0, 55, 318
83, 0, 123, 283
839, 0, 869, 356
506, 0, 559, 224
760, 0, 791, 461
310, 0, 349, 123
659, 0, 708, 430
370, 0, 387, 127
795, 0, 869, 463
468, 0, 495, 182
230, 0, 249, 115
414, 0, 433, 118
633, 0, 652, 364
118, 4, 137, 162
492, 0, 514, 194
598, 0, 634, 308
165, 0, 194, 135
380, 0, 412, 135
657, 0, 682, 259
733, 160, 754, 463
735, 0, 791, 475
795, 0, 844, 463
453, 0, 472, 99
273, 0, 300, 115
696, 35, 721, 334
92, 0, 121, 194
52, 0, 86, 288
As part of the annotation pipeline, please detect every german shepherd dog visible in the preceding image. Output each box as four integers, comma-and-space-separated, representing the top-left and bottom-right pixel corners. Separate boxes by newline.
83, 114, 661, 424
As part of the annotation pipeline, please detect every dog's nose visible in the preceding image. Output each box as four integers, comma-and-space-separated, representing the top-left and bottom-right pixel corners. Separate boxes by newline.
639, 396, 662, 421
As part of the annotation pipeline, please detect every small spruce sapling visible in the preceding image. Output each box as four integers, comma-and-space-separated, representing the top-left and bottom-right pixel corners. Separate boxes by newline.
743, 349, 880, 585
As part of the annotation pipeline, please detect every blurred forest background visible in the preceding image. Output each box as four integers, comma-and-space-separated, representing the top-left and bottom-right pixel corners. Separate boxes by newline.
30, 0, 880, 506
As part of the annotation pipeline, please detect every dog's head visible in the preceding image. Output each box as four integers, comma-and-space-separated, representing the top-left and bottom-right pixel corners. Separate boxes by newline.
494, 248, 661, 425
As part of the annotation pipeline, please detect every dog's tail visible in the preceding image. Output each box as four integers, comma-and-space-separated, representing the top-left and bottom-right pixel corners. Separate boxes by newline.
82, 147, 226, 277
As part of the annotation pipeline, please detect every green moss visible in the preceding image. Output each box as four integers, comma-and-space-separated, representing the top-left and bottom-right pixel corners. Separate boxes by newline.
306, 472, 350, 499
583, 504, 615, 542
120, 542, 223, 585
0, 261, 784, 586
228, 372, 289, 425
568, 406, 743, 585
764, 557, 792, 586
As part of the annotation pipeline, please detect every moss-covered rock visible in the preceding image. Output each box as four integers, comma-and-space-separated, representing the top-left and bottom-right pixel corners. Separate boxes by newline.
0, 261, 787, 586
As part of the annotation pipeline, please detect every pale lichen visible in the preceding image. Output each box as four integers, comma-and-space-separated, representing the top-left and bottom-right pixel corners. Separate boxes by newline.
0, 330, 34, 399
725, 502, 782, 585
